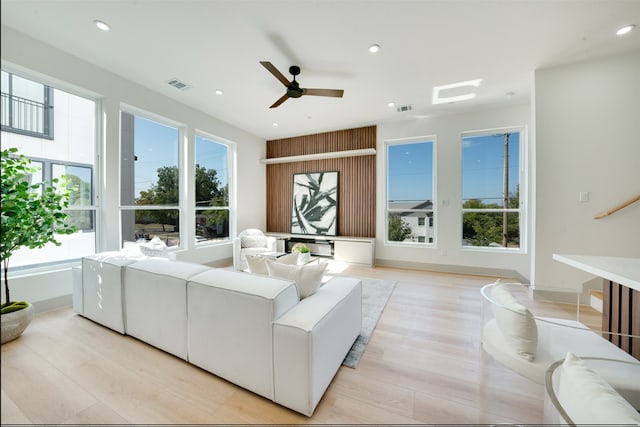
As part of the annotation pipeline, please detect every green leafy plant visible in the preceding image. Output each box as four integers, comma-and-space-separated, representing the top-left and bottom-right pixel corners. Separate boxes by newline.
292, 243, 310, 254
1, 147, 77, 314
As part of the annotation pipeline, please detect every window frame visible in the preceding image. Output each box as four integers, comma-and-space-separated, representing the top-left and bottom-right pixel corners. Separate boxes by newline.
194, 131, 233, 245
384, 136, 437, 247
460, 126, 527, 253
119, 107, 184, 249
1, 70, 54, 139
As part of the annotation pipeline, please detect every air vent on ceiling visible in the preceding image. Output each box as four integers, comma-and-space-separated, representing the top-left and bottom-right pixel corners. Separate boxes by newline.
396, 104, 413, 112
167, 78, 191, 91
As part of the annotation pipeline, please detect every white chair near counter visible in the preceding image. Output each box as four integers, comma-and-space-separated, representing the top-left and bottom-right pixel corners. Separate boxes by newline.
480, 280, 640, 385
233, 229, 277, 271
544, 353, 640, 425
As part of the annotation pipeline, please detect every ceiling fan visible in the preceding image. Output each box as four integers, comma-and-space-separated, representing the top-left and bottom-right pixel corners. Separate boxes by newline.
260, 61, 344, 108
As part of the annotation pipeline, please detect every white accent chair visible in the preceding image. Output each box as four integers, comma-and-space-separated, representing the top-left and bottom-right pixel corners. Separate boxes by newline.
480, 281, 640, 385
233, 229, 277, 271
544, 354, 640, 425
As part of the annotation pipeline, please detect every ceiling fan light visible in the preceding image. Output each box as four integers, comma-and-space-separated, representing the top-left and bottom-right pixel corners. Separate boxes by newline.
616, 24, 635, 36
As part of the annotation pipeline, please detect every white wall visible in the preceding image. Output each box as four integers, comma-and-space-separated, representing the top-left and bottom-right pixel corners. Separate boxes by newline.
376, 103, 532, 280
533, 51, 640, 294
1, 26, 266, 306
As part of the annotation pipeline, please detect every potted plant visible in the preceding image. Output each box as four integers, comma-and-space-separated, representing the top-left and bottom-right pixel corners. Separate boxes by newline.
1, 147, 77, 344
291, 243, 311, 263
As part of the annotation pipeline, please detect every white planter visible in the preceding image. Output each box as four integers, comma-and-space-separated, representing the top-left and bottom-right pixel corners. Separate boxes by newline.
298, 252, 311, 264
1, 303, 34, 344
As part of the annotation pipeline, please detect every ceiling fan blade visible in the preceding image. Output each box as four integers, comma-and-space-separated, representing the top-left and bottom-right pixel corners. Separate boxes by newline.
260, 61, 290, 87
269, 94, 290, 108
303, 88, 344, 98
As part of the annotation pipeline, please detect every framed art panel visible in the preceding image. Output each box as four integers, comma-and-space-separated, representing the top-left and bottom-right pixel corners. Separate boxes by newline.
291, 172, 338, 236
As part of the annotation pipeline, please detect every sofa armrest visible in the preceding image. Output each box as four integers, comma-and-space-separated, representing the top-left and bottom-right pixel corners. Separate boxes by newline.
272, 277, 362, 416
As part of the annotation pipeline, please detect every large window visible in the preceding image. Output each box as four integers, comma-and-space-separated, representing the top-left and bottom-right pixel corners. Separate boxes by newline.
1, 71, 54, 139
194, 133, 230, 243
461, 129, 523, 249
386, 138, 435, 245
120, 112, 180, 247
1, 69, 96, 270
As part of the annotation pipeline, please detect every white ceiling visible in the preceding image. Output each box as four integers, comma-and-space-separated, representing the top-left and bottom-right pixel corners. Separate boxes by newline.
2, 0, 640, 140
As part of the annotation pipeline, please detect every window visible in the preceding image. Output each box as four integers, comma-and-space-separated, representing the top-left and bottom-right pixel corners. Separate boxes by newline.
386, 138, 435, 245
195, 133, 230, 243
461, 129, 523, 249
120, 111, 180, 247
1, 69, 97, 270
1, 71, 54, 139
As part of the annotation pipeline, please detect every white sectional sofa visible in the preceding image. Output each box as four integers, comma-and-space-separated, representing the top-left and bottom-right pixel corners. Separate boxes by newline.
76, 254, 362, 416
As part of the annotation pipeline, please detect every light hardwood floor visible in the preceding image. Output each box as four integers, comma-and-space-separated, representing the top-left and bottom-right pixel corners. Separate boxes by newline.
1, 263, 601, 425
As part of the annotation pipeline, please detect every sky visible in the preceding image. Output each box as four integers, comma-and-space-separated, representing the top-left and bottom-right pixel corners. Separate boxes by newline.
133, 116, 228, 199
387, 132, 520, 204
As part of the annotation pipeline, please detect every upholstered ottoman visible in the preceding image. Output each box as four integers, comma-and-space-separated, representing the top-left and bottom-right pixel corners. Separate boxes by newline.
124, 259, 210, 360
81, 251, 145, 333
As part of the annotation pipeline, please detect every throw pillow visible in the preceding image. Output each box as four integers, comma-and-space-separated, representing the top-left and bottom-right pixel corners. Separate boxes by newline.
558, 352, 640, 425
490, 282, 538, 361
241, 235, 267, 248
266, 260, 327, 299
276, 252, 299, 265
245, 254, 269, 275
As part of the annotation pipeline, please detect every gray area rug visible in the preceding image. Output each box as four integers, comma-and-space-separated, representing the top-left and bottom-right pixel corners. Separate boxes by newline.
342, 277, 397, 368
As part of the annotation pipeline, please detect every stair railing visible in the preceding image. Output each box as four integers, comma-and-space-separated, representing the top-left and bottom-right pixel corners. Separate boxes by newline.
593, 194, 640, 219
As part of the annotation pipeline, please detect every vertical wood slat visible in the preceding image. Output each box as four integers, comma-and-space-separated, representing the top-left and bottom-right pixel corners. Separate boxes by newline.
601, 278, 640, 361
620, 285, 631, 353
611, 281, 621, 346
266, 125, 376, 237
632, 291, 640, 359
603, 279, 611, 341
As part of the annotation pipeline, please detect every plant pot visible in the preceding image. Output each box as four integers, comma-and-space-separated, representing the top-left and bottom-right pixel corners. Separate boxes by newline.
298, 252, 311, 264
1, 302, 34, 344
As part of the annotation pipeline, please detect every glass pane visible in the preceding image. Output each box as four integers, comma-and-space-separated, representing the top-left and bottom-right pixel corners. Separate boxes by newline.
387, 140, 434, 244
462, 211, 520, 248
195, 209, 229, 242
11, 73, 45, 103
121, 209, 180, 247
195, 135, 229, 207
66, 209, 95, 232
52, 163, 92, 206
121, 113, 179, 205
462, 132, 520, 206
387, 141, 433, 203
387, 211, 434, 243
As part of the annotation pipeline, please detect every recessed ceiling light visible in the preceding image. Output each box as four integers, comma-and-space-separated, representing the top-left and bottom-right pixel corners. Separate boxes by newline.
94, 20, 110, 31
616, 24, 635, 36
215, 89, 224, 95
368, 44, 381, 53
387, 102, 395, 108
272, 122, 278, 127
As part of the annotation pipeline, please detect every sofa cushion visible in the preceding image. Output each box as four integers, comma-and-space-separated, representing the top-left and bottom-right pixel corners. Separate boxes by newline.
558, 352, 640, 425
187, 269, 299, 399
266, 260, 327, 299
490, 283, 538, 361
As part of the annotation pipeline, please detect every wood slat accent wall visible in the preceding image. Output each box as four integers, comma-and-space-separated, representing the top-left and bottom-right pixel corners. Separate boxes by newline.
266, 126, 376, 237
602, 279, 640, 360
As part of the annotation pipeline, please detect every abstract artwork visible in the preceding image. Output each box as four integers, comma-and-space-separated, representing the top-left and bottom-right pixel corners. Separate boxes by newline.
291, 172, 338, 235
